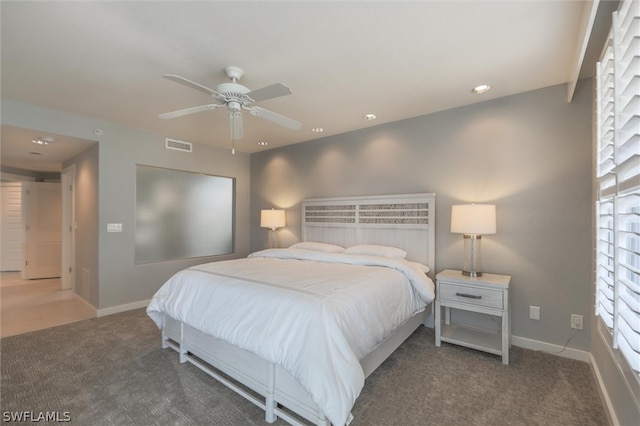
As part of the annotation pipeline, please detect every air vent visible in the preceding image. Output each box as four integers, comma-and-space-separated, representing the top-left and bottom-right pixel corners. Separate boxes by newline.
165, 138, 192, 153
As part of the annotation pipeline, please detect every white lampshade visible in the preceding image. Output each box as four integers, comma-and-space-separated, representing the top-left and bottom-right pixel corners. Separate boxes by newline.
260, 209, 286, 230
451, 204, 496, 277
451, 204, 496, 235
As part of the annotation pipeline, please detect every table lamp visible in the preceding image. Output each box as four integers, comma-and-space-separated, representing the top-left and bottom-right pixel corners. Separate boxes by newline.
451, 204, 496, 277
261, 208, 286, 248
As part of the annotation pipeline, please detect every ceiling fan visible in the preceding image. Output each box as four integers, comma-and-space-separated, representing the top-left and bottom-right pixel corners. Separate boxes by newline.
159, 66, 302, 151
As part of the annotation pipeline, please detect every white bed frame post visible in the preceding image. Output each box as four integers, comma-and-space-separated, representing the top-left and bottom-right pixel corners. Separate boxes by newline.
161, 319, 169, 349
265, 364, 277, 423
179, 322, 187, 363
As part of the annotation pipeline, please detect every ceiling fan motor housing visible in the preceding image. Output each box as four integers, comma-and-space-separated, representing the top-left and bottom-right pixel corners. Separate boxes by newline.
215, 82, 252, 106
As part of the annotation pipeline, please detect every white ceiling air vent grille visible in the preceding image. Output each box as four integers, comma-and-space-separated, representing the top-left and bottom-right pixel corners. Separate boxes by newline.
165, 138, 192, 153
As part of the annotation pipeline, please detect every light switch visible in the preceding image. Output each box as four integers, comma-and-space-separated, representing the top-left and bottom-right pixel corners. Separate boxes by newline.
107, 223, 123, 233
529, 305, 540, 320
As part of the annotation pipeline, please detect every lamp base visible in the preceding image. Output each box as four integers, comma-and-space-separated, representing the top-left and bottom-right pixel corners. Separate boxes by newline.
462, 234, 483, 277
268, 229, 280, 248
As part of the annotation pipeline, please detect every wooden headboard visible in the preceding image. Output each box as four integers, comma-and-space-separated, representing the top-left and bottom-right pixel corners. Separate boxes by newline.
302, 193, 436, 272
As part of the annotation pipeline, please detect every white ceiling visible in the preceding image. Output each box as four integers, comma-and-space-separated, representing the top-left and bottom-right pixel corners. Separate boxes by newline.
0, 125, 97, 173
0, 1, 613, 171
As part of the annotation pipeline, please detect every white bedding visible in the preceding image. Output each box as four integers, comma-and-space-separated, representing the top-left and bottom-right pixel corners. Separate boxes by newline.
147, 248, 435, 426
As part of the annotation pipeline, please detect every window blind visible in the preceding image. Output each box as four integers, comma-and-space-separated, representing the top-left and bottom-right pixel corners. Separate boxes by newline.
595, 0, 639, 378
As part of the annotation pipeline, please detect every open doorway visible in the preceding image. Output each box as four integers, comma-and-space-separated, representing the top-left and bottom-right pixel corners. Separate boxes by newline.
0, 175, 93, 337
1, 177, 67, 282
1, 125, 98, 336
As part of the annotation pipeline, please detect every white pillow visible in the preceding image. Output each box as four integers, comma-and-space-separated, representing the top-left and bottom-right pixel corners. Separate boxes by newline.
289, 242, 345, 253
344, 244, 407, 259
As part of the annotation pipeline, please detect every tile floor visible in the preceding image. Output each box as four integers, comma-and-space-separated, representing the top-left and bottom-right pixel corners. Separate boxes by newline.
0, 272, 95, 338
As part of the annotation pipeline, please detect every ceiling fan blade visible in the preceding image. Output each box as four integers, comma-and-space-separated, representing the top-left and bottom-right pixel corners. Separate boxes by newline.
230, 112, 243, 140
158, 104, 223, 119
247, 83, 292, 102
163, 74, 220, 97
249, 107, 302, 130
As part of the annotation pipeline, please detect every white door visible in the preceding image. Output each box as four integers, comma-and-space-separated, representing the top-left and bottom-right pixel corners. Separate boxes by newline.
0, 182, 24, 271
22, 182, 62, 279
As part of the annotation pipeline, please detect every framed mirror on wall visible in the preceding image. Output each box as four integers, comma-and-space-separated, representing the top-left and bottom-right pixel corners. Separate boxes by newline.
135, 165, 235, 264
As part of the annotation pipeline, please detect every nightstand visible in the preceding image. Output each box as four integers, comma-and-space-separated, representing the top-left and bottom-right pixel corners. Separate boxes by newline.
435, 269, 511, 364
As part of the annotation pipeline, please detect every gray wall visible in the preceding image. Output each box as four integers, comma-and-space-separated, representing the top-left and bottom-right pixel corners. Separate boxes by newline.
251, 80, 593, 351
65, 144, 99, 305
96, 119, 251, 310
2, 100, 252, 310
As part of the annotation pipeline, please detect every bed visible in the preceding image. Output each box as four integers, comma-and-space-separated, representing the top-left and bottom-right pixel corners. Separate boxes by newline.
147, 193, 436, 426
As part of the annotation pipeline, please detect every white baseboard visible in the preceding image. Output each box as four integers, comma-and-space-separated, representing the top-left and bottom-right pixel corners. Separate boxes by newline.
97, 299, 150, 317
588, 352, 618, 426
511, 335, 590, 362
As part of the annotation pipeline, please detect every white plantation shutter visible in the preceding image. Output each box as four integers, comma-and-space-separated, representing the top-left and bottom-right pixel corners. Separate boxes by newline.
596, 32, 616, 331
595, 0, 640, 378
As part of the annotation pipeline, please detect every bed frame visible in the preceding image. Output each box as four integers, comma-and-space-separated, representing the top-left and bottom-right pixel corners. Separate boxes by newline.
160, 193, 436, 425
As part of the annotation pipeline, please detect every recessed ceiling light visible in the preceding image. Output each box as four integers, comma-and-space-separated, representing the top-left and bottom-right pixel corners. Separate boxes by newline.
363, 114, 377, 121
257, 141, 268, 146
32, 136, 55, 145
472, 84, 492, 94
312, 127, 324, 133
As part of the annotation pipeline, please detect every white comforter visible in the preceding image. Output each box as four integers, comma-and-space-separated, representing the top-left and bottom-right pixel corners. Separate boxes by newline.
147, 248, 435, 426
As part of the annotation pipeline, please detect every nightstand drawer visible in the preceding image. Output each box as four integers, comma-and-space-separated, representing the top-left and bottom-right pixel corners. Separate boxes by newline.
438, 282, 503, 309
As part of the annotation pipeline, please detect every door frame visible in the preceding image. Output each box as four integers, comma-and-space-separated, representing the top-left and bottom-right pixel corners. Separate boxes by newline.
61, 165, 76, 291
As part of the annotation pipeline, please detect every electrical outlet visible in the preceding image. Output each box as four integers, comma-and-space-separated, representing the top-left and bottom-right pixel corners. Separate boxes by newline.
571, 314, 583, 330
529, 305, 540, 320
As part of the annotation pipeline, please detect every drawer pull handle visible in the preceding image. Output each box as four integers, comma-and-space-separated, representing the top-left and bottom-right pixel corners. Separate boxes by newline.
456, 292, 482, 299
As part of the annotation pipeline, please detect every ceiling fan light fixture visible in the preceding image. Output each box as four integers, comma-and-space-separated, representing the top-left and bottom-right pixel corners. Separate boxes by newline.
312, 127, 324, 133
257, 141, 268, 146
228, 100, 242, 113
363, 114, 377, 121
472, 84, 492, 94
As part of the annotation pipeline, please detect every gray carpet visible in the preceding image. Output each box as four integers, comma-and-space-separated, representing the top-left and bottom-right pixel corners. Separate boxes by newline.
1, 309, 608, 425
